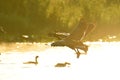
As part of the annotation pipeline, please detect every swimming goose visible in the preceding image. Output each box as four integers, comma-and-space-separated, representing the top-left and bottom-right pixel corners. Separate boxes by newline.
55, 62, 71, 67
23, 56, 39, 65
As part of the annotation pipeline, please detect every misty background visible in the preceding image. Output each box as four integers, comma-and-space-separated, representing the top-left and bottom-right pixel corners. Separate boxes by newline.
0, 0, 120, 42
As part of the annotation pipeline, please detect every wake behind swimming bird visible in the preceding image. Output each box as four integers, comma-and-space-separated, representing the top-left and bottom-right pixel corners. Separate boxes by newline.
23, 56, 39, 65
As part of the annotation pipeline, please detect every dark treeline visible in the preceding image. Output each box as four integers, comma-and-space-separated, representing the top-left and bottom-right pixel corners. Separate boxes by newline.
0, 0, 120, 42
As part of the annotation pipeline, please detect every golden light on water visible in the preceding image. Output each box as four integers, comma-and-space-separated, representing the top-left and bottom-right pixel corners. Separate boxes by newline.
0, 42, 120, 80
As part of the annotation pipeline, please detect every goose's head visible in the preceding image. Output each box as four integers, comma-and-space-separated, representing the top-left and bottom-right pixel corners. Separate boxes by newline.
65, 62, 71, 65
35, 56, 39, 59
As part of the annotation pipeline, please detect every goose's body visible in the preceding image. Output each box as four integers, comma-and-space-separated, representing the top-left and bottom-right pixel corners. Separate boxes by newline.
23, 56, 39, 65
51, 18, 95, 58
55, 62, 71, 67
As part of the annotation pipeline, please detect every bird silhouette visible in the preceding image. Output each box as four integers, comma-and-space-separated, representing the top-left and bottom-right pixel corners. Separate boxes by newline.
51, 18, 95, 58
55, 62, 71, 67
23, 56, 39, 65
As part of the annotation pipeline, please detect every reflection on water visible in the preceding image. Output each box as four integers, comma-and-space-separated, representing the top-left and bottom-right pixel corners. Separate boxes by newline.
0, 42, 120, 80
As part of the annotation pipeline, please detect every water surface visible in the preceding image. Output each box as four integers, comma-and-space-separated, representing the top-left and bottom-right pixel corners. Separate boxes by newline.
0, 42, 120, 80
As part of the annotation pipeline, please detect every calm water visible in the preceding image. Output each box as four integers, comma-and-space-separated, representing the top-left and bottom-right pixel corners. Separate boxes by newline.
0, 42, 120, 80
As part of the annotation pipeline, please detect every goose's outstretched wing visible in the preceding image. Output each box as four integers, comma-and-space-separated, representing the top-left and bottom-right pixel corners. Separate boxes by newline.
65, 19, 95, 41
48, 32, 70, 40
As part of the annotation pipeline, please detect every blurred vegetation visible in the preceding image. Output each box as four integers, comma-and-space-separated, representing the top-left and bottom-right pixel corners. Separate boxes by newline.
0, 0, 120, 42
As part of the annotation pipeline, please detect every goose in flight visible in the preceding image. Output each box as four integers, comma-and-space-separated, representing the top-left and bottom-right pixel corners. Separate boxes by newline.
51, 18, 95, 58
23, 56, 39, 65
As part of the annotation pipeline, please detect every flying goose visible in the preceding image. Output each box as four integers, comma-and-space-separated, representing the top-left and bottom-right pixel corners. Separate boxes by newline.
51, 18, 95, 58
